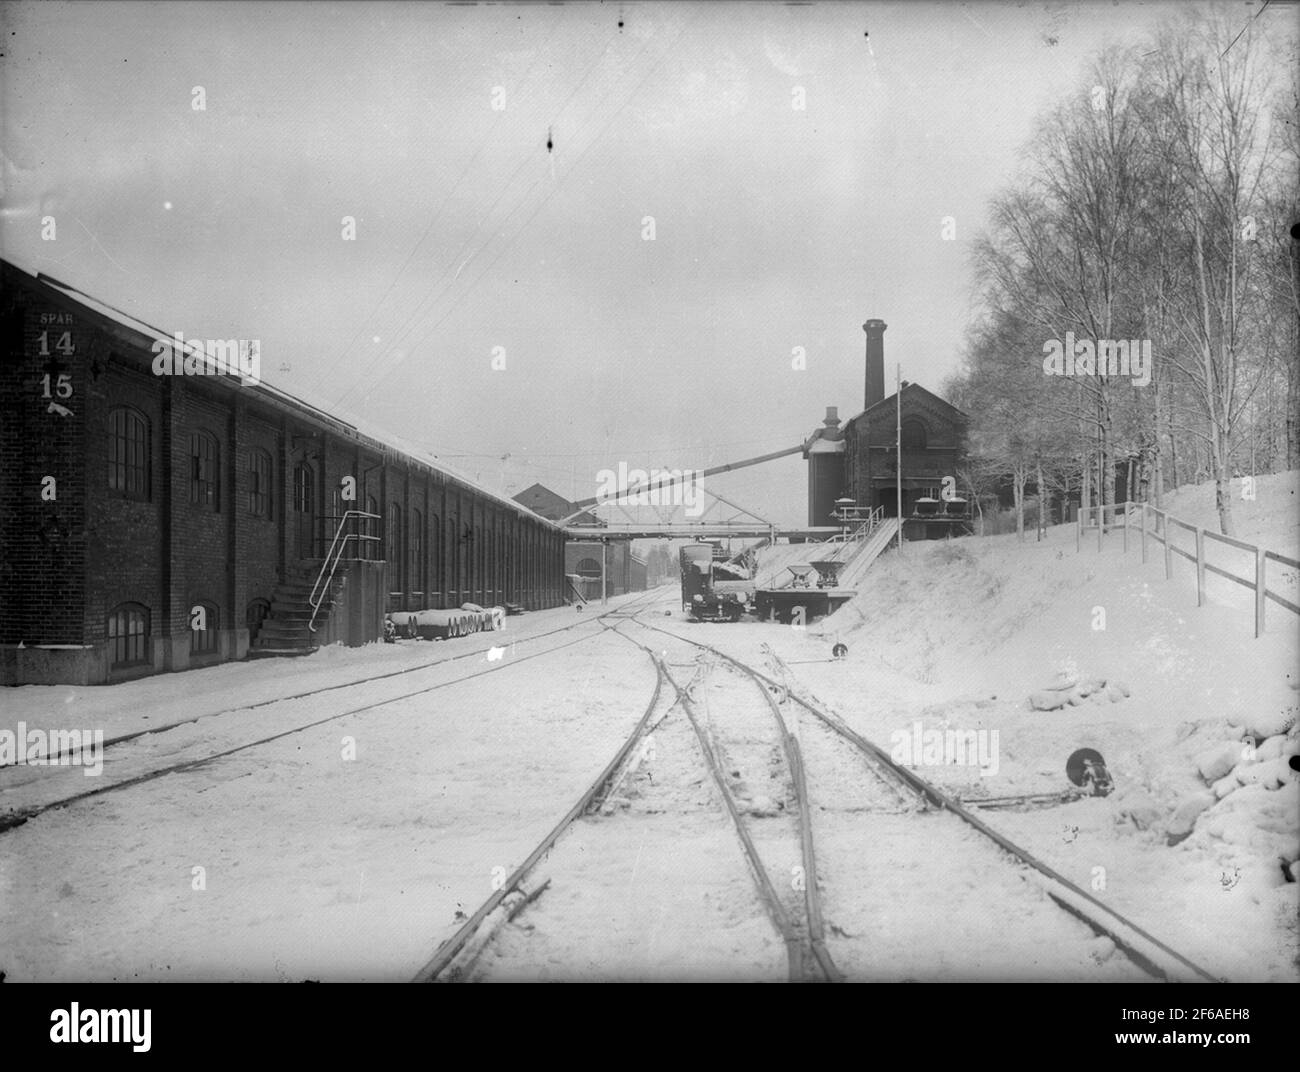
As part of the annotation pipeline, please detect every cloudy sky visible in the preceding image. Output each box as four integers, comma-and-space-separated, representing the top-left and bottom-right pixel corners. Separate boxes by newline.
1, 0, 1267, 526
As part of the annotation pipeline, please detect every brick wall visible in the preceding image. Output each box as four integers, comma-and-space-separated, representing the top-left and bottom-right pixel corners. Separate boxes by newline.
0, 288, 89, 646
1, 264, 567, 684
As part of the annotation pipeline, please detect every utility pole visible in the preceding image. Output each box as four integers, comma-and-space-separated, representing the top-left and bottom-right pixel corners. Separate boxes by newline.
896, 362, 903, 552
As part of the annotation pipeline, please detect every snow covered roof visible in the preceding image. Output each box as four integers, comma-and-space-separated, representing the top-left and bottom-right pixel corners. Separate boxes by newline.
11, 261, 560, 529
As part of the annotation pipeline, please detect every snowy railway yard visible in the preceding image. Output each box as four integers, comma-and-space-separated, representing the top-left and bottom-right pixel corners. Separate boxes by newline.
3, 489, 1296, 983
4, 7, 1300, 1059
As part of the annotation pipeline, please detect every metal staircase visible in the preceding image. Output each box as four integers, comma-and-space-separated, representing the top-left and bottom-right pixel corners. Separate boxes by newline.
249, 569, 343, 658
249, 510, 379, 659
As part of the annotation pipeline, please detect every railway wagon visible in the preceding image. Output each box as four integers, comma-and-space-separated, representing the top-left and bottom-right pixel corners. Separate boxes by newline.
0, 260, 567, 685
679, 544, 751, 622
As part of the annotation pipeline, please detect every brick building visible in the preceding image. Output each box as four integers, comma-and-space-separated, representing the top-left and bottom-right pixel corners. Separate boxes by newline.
804, 319, 969, 536
0, 262, 565, 685
511, 483, 647, 598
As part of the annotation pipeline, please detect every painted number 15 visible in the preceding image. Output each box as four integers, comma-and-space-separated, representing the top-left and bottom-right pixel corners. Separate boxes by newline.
42, 373, 72, 398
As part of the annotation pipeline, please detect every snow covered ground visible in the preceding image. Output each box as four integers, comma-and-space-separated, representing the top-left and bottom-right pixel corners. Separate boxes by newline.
778, 473, 1298, 981
469, 624, 1150, 982
0, 475, 1295, 982
0, 600, 624, 747
0, 594, 662, 981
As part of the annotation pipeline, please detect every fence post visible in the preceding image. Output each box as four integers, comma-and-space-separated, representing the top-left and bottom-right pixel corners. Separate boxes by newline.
1170, 514, 1180, 582
1195, 527, 1205, 607
1122, 502, 1128, 554
1097, 503, 1103, 552
1076, 506, 1081, 553
1255, 548, 1266, 638
1140, 503, 1147, 564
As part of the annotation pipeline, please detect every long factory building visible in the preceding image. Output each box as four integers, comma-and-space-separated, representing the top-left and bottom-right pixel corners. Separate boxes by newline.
0, 260, 567, 685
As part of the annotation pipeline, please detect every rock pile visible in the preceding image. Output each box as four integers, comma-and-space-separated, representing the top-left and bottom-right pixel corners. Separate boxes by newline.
1174, 711, 1299, 848
1028, 668, 1131, 712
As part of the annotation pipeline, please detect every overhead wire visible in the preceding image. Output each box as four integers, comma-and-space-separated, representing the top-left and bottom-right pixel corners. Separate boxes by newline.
331, 16, 635, 410
300, 10, 570, 400
338, 11, 694, 408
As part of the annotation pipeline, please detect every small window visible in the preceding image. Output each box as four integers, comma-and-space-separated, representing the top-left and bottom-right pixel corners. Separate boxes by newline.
191, 601, 219, 655
108, 407, 150, 500
246, 598, 270, 645
248, 449, 272, 518
901, 419, 927, 451
108, 603, 150, 667
190, 431, 220, 510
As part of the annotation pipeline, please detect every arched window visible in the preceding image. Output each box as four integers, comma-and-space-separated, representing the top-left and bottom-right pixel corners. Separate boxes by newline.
107, 603, 150, 667
900, 419, 928, 451
190, 430, 220, 509
248, 448, 272, 518
246, 598, 271, 645
108, 407, 150, 500
292, 461, 315, 558
190, 601, 220, 655
293, 462, 314, 514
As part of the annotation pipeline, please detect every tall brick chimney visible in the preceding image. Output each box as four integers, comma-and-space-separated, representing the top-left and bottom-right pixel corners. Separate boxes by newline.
864, 319, 887, 411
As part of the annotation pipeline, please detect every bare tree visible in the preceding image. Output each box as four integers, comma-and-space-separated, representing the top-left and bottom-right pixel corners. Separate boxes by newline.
1142, 10, 1282, 534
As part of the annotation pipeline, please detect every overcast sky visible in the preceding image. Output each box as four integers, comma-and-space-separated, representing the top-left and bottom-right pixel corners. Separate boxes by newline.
1, 0, 1270, 526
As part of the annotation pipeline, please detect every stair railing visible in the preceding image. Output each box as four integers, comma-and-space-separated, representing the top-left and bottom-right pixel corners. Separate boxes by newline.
309, 510, 381, 633
827, 507, 884, 559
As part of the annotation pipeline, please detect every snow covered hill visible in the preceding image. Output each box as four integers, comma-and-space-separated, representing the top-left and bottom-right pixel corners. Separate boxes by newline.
790, 471, 1298, 979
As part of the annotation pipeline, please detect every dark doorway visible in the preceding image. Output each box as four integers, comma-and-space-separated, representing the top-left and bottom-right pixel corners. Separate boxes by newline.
877, 487, 898, 518
293, 461, 316, 558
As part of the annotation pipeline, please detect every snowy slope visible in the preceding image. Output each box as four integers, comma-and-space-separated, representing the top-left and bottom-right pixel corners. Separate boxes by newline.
779, 473, 1299, 980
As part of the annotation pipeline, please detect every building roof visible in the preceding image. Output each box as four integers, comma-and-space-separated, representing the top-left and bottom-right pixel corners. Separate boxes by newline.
848, 381, 968, 425
1, 259, 562, 530
511, 482, 602, 526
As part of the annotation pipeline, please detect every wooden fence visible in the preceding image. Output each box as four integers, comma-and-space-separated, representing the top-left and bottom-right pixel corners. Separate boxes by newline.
1077, 501, 1300, 639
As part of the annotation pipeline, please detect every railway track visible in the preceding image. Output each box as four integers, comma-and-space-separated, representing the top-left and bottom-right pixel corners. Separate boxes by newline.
651, 642, 841, 981
0, 593, 659, 835
1, 593, 659, 773
415, 608, 886, 982
625, 612, 1223, 983
414, 624, 841, 982
417, 600, 1222, 983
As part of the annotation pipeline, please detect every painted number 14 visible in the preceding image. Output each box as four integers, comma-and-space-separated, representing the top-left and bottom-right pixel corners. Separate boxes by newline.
38, 330, 75, 356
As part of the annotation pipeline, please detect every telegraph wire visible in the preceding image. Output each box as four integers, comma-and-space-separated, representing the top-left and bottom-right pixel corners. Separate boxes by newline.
339, 12, 694, 408
331, 17, 633, 409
